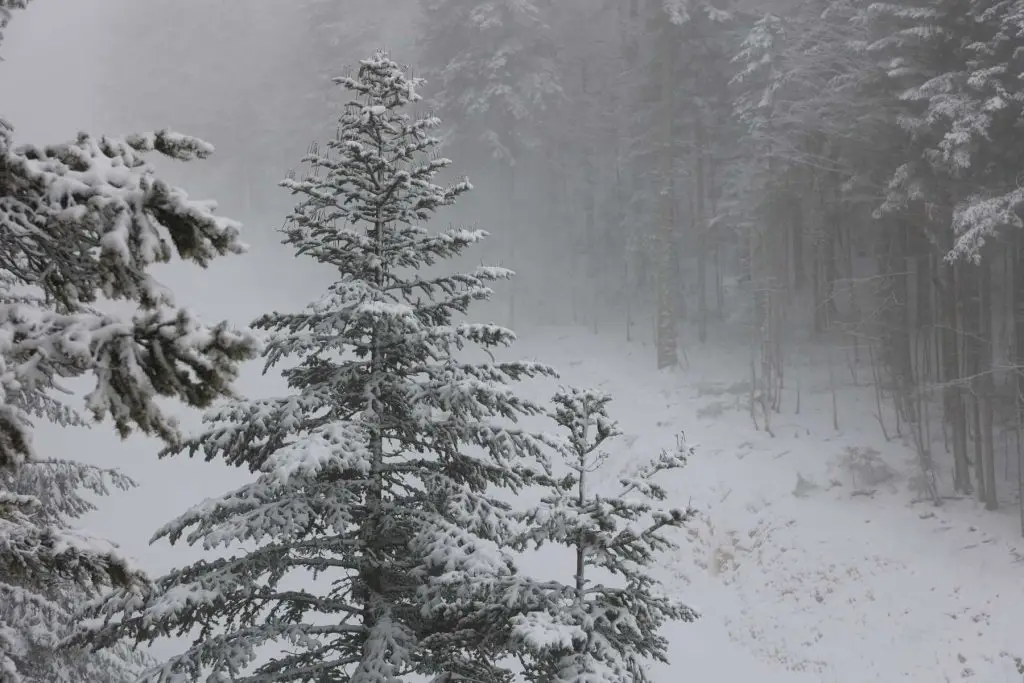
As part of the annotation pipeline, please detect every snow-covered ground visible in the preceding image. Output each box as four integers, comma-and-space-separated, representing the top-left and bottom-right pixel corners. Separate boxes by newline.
508, 325, 1024, 683
44, 318, 1024, 681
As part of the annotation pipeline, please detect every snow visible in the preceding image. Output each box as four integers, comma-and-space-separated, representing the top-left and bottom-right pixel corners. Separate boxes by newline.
496, 325, 1024, 683
34, 313, 1024, 680
50, 319, 1024, 680
263, 422, 372, 484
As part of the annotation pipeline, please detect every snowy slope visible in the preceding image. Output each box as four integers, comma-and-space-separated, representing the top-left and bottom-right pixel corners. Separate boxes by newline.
34, 311, 1024, 680
508, 325, 1024, 683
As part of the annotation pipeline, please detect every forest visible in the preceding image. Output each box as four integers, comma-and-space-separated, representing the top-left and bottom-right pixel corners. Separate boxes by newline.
3, 0, 1024, 680
195, 0, 1024, 518
405, 0, 1024, 516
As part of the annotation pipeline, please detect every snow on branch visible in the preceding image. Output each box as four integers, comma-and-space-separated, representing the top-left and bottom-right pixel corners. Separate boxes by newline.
0, 120, 260, 470
948, 187, 1024, 263
2, 128, 246, 310
75, 49, 559, 682
511, 388, 698, 683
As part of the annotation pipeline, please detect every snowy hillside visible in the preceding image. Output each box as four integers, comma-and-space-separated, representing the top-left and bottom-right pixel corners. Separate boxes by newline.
505, 325, 1024, 683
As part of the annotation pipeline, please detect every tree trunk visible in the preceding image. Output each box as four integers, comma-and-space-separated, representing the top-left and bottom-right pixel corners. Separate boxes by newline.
813, 176, 836, 335
694, 109, 708, 343
889, 221, 915, 419
914, 229, 932, 334
1013, 230, 1024, 531
580, 61, 598, 330
506, 160, 518, 330
708, 150, 725, 320
654, 14, 678, 369
980, 255, 997, 509
941, 253, 971, 494
1015, 228, 1024, 419
812, 241, 825, 334
964, 263, 986, 502
363, 215, 387, 634
791, 189, 806, 293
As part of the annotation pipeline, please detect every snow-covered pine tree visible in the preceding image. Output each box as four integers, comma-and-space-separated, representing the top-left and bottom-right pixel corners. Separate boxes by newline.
417, 0, 561, 164
76, 50, 559, 682
1, 347, 151, 683
1, 3, 257, 469
2, 6, 256, 678
1, 457, 155, 682
511, 387, 698, 683
0, 121, 259, 470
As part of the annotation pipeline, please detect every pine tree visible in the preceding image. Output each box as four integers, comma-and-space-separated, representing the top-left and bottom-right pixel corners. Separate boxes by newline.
417, 0, 561, 163
0, 123, 259, 470
1, 458, 155, 682
417, 0, 563, 327
76, 51, 559, 682
1, 6, 257, 471
1, 349, 148, 683
511, 387, 698, 683
1, 6, 257, 678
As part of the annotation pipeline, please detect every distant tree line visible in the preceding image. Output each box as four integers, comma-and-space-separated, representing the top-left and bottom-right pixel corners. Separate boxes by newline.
414, 0, 1024, 520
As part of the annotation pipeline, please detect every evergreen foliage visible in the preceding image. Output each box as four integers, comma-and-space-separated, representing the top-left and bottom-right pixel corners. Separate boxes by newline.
417, 0, 562, 162
77, 51, 559, 683
1, 459, 154, 682
0, 125, 258, 470
511, 387, 698, 683
0, 5, 256, 679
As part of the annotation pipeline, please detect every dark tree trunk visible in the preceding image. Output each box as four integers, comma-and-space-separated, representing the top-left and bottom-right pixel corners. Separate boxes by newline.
963, 263, 986, 501
940, 251, 971, 494
695, 110, 708, 343
980, 255, 997, 510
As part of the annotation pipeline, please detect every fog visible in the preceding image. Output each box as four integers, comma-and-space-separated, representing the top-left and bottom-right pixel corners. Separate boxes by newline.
5, 0, 1024, 679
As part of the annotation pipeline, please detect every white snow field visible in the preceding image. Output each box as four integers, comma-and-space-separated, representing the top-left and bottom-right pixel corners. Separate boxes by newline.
47, 320, 1024, 682
505, 325, 1024, 683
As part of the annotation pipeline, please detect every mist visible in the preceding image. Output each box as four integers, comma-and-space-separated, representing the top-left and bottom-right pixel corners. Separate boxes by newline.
4, 0, 1024, 680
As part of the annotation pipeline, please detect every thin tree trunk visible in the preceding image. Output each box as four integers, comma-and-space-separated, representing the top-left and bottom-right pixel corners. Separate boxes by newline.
654, 14, 678, 369
694, 109, 708, 343
1013, 229, 1024, 531
1015, 228, 1024, 425
964, 264, 987, 501
363, 214, 387, 633
980, 255, 997, 509
507, 160, 518, 330
942, 254, 971, 494
791, 189, 805, 293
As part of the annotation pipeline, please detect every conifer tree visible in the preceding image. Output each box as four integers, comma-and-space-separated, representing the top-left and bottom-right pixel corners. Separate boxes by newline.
511, 387, 698, 683
1, 5, 257, 472
2, 6, 256, 679
0, 123, 259, 470
77, 51, 559, 682
417, 0, 561, 163
1, 458, 154, 682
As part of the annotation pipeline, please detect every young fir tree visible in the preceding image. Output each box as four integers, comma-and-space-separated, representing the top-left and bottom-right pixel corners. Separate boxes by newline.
77, 51, 559, 682
511, 387, 698, 683
1, 457, 155, 682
